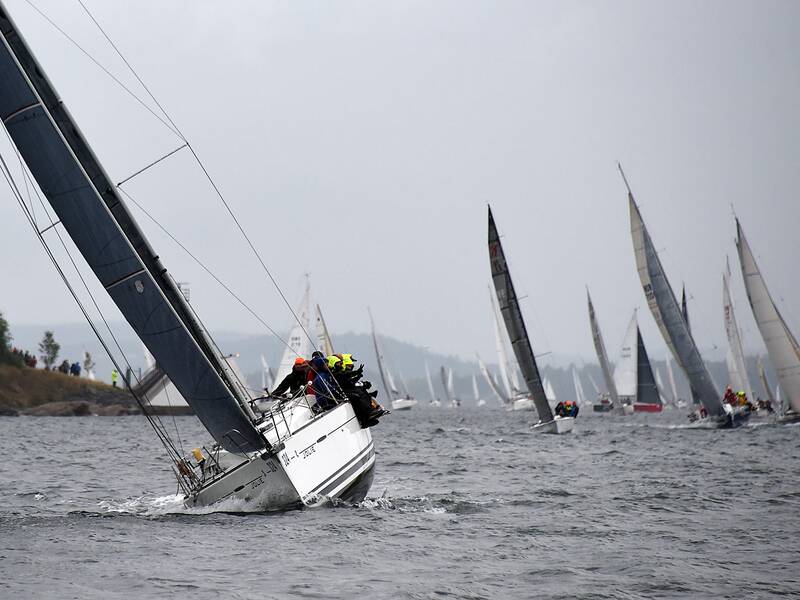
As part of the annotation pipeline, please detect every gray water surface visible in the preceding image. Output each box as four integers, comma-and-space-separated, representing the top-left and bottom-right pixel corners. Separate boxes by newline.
0, 410, 798, 599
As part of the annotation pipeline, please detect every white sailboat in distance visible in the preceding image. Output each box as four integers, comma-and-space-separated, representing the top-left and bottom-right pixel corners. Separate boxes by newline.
370, 310, 417, 411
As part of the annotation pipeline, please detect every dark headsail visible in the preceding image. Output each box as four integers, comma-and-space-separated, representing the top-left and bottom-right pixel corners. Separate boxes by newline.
635, 328, 661, 405
680, 286, 701, 405
487, 206, 553, 421
0, 6, 263, 452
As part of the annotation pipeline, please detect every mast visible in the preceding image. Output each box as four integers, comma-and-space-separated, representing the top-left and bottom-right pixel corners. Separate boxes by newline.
0, 5, 262, 451
624, 166, 724, 416
487, 206, 553, 421
736, 219, 800, 412
587, 289, 620, 404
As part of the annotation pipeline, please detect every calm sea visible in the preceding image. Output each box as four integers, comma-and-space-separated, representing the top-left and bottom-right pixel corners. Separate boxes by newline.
0, 409, 798, 599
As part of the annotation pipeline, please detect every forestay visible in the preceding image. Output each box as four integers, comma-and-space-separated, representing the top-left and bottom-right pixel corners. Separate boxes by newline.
626, 174, 723, 416
736, 220, 800, 413
0, 8, 263, 452
488, 206, 553, 421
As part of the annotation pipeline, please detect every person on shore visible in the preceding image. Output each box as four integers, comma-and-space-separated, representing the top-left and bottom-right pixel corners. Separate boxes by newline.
111, 369, 118, 387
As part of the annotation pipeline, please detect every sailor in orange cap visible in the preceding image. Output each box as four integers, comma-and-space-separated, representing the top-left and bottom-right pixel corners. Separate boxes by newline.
269, 356, 309, 398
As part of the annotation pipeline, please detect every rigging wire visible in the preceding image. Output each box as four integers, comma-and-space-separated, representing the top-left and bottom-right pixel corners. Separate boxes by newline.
0, 149, 184, 467
73, 0, 319, 352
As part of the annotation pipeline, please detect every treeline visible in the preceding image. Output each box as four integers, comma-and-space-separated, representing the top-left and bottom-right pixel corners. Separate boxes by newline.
0, 311, 95, 377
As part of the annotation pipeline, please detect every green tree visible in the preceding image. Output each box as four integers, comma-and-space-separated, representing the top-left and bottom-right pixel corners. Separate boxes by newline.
0, 311, 12, 364
39, 331, 60, 370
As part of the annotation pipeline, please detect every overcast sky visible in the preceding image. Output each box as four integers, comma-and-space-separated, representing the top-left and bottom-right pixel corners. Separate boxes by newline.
1, 0, 798, 365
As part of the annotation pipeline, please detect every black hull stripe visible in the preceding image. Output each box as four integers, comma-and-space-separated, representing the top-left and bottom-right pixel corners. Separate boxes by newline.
309, 443, 374, 497
317, 447, 375, 498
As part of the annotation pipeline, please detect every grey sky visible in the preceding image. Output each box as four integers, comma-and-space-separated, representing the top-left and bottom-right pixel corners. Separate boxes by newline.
1, 0, 798, 365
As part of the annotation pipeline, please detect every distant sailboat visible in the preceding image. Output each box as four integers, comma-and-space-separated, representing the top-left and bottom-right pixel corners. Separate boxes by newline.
736, 219, 800, 421
370, 311, 417, 411
473, 373, 486, 406
613, 312, 662, 413
488, 206, 574, 433
572, 367, 587, 406
477, 354, 506, 406
440, 366, 460, 407
273, 282, 312, 387
315, 304, 335, 357
260, 354, 275, 393
425, 362, 441, 407
587, 290, 620, 413
757, 356, 774, 405
654, 367, 671, 406
665, 353, 684, 408
722, 258, 753, 401
624, 166, 744, 426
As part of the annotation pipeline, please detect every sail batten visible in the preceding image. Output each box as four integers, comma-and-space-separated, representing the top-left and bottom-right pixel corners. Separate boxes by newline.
488, 206, 553, 421
627, 179, 723, 416
0, 7, 263, 451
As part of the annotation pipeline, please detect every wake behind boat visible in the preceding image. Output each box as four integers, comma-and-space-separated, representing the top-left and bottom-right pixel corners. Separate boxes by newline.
0, 3, 385, 510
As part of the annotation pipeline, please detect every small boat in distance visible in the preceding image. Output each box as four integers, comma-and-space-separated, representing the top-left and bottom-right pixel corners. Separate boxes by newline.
587, 290, 621, 413
613, 312, 663, 413
370, 310, 417, 411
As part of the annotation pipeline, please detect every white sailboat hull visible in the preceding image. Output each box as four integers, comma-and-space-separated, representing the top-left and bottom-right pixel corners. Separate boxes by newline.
391, 398, 418, 411
186, 402, 374, 511
532, 416, 575, 434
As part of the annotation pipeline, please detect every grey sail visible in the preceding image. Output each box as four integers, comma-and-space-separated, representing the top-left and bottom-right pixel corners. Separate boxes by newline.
487, 206, 553, 421
757, 357, 774, 403
635, 328, 661, 405
625, 171, 723, 416
680, 286, 701, 405
0, 8, 263, 452
587, 289, 620, 405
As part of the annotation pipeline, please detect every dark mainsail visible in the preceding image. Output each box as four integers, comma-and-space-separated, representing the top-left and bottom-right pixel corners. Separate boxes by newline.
635, 328, 661, 405
0, 6, 263, 452
488, 206, 553, 421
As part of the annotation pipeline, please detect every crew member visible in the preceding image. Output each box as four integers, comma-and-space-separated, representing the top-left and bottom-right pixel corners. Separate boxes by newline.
270, 357, 309, 397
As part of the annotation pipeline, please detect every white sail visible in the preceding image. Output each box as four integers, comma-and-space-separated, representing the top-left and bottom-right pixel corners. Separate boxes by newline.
315, 304, 335, 357
260, 354, 274, 391
614, 312, 639, 402
586, 371, 601, 395
425, 362, 439, 404
543, 376, 556, 402
723, 257, 753, 399
572, 367, 587, 405
472, 373, 480, 402
274, 282, 312, 385
398, 372, 413, 399
142, 342, 155, 372
490, 287, 518, 398
757, 356, 774, 402
736, 220, 800, 413
477, 354, 506, 405
655, 367, 670, 404
666, 353, 679, 403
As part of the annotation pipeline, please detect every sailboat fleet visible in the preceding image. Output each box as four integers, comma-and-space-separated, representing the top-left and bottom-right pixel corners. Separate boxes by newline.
1, 1, 797, 515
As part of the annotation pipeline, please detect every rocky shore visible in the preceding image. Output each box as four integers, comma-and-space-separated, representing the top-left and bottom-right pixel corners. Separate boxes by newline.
0, 364, 141, 416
